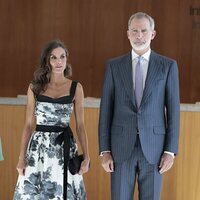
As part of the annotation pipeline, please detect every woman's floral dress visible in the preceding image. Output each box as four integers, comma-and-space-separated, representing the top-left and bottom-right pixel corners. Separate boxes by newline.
13, 81, 86, 200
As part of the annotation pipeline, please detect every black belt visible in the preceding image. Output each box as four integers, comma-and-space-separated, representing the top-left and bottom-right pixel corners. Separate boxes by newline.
36, 124, 73, 200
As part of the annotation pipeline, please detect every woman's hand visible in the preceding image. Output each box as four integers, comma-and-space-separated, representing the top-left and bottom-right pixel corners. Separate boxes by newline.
16, 158, 26, 176
78, 158, 90, 175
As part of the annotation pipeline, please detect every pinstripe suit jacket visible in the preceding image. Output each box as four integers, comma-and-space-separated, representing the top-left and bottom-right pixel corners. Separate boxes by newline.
98, 51, 180, 164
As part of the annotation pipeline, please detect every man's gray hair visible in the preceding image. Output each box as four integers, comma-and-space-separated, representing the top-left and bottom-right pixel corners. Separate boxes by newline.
128, 12, 155, 30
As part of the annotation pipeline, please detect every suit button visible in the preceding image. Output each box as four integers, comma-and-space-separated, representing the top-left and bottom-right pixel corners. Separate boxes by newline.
136, 128, 139, 133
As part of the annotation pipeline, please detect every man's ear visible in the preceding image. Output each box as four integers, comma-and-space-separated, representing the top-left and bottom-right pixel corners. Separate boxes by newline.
151, 30, 156, 40
127, 30, 130, 39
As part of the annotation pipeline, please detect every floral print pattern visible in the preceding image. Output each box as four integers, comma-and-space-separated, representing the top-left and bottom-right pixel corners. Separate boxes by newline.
13, 91, 86, 200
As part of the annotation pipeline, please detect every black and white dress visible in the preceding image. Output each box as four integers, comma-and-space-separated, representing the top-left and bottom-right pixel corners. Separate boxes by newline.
13, 81, 86, 200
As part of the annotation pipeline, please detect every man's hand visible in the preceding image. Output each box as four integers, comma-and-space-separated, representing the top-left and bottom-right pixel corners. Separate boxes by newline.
101, 152, 114, 172
159, 153, 174, 174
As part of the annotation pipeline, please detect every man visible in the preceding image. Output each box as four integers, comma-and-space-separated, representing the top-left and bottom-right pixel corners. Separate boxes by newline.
98, 12, 180, 200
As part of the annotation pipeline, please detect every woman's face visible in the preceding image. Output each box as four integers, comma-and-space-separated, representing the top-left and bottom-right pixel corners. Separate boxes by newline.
49, 47, 67, 74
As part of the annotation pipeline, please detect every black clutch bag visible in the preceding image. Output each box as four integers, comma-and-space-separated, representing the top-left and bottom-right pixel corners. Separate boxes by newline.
69, 154, 84, 175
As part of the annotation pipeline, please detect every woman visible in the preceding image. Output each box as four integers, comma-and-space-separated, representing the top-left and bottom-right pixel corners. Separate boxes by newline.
13, 40, 90, 199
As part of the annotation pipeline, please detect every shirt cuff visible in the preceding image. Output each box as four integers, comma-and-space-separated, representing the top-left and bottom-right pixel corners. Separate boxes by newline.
100, 151, 111, 156
164, 151, 175, 158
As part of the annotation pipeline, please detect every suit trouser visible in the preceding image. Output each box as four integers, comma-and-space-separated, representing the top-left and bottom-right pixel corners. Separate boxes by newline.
111, 135, 162, 200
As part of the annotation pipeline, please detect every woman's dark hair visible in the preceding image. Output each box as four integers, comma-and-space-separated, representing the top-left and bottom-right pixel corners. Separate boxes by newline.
31, 39, 72, 95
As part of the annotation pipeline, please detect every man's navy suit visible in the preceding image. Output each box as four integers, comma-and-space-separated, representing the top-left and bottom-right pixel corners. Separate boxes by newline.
98, 50, 180, 200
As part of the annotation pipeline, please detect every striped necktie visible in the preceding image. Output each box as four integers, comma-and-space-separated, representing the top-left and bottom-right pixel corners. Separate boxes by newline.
135, 56, 143, 108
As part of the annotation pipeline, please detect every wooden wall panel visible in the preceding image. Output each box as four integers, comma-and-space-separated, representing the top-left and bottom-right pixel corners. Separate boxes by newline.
70, 109, 111, 200
0, 0, 200, 102
0, 105, 200, 199
0, 105, 26, 200
161, 111, 200, 200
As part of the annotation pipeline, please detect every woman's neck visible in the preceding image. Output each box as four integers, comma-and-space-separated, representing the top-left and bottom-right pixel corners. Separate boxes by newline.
50, 74, 67, 85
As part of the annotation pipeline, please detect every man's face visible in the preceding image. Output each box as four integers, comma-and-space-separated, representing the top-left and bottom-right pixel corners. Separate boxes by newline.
127, 17, 156, 54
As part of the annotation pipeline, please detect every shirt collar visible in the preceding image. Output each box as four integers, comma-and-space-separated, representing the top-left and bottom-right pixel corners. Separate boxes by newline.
131, 49, 151, 61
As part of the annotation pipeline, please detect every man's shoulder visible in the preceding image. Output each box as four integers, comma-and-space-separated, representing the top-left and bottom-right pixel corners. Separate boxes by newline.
107, 52, 131, 65
151, 51, 177, 64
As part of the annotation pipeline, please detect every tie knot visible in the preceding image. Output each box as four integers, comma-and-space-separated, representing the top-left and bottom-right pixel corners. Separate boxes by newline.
137, 56, 142, 62
136, 56, 142, 67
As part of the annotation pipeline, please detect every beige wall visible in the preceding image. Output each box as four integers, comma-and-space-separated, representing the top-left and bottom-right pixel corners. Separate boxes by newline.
0, 1, 200, 103
0, 105, 200, 200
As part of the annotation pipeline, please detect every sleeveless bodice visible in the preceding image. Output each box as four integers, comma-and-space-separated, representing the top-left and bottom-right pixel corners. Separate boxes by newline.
35, 95, 73, 127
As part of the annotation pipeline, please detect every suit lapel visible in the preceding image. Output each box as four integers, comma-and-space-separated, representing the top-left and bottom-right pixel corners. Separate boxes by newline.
141, 51, 162, 107
118, 52, 137, 109
117, 51, 163, 110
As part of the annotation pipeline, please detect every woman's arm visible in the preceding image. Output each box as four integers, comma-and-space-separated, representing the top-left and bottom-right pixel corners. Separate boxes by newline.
74, 83, 90, 174
16, 85, 36, 175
